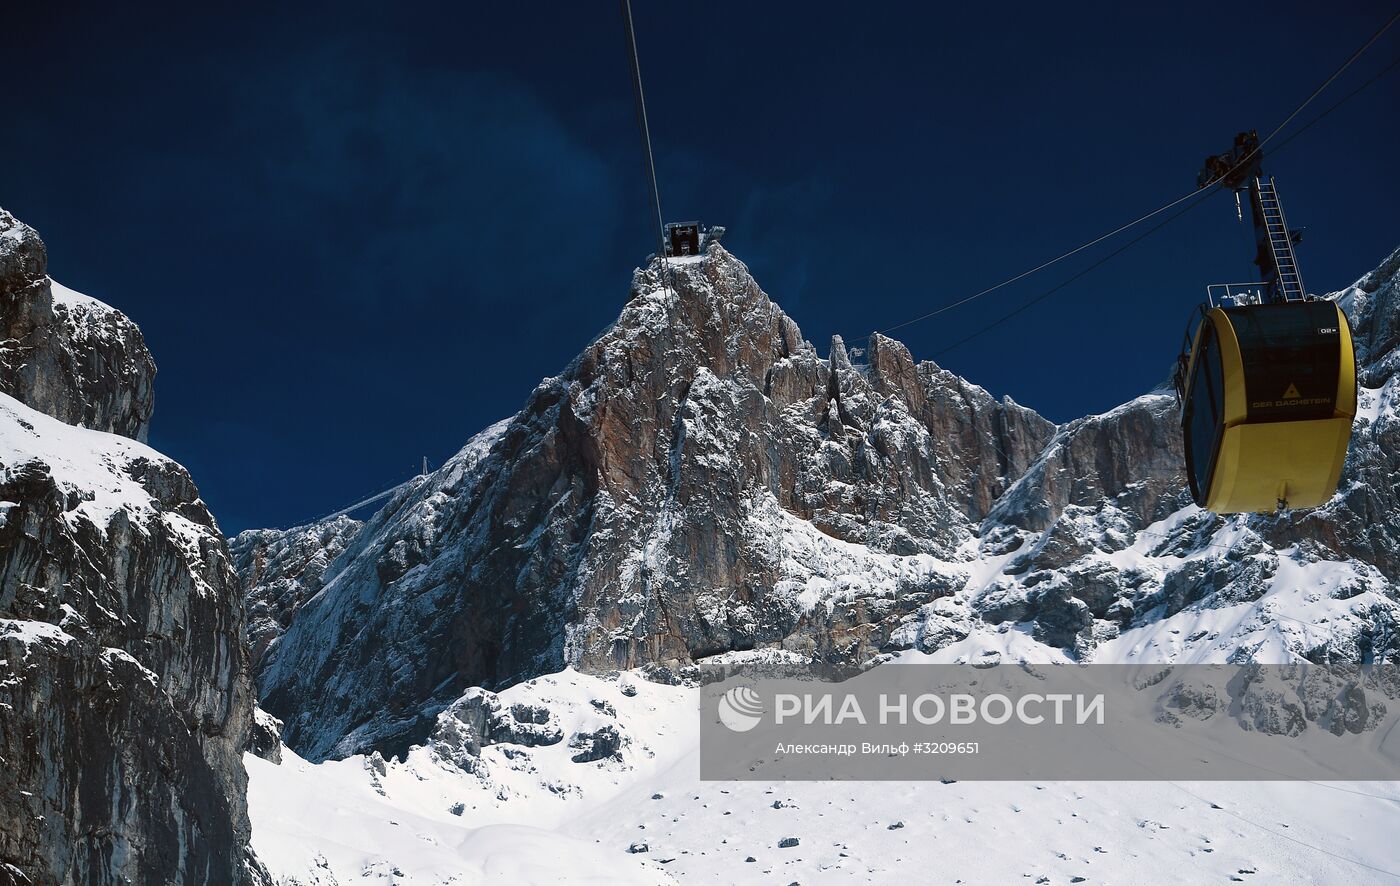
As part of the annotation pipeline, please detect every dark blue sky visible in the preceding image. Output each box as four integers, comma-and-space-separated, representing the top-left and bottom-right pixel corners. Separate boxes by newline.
4, 1, 1397, 533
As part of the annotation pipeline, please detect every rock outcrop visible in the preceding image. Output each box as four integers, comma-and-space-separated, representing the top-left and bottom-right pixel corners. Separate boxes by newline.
0, 210, 155, 442
251, 242, 1400, 764
0, 208, 264, 884
229, 515, 362, 676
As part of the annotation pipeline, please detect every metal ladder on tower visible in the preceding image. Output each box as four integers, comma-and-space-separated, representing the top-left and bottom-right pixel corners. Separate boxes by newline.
1256, 177, 1306, 302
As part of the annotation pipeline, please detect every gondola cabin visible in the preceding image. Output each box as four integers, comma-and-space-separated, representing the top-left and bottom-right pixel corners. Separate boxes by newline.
1180, 298, 1356, 513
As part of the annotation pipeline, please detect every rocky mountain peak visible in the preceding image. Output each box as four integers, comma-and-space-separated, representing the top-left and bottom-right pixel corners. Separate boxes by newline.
245, 237, 1400, 765
252, 243, 1060, 759
0, 208, 155, 442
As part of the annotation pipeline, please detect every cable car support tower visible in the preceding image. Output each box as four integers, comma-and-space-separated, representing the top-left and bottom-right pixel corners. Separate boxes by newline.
1195, 130, 1307, 307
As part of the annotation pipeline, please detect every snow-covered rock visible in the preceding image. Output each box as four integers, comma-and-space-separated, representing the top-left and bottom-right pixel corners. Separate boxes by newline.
0, 208, 264, 884
0, 208, 155, 442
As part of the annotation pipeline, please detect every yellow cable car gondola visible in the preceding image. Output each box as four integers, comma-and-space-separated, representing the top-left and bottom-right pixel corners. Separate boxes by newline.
1174, 132, 1357, 514
1178, 300, 1356, 512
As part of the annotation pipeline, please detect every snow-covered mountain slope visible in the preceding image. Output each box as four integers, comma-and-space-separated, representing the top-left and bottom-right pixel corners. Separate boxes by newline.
247, 666, 1400, 885
248, 669, 685, 885
0, 208, 265, 884
248, 242, 1400, 765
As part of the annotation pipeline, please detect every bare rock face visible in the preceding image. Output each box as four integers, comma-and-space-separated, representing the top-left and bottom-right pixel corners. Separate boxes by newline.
988, 391, 1190, 534
865, 333, 1054, 521
0, 207, 264, 885
0, 209, 155, 442
229, 515, 362, 676
251, 241, 1400, 763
